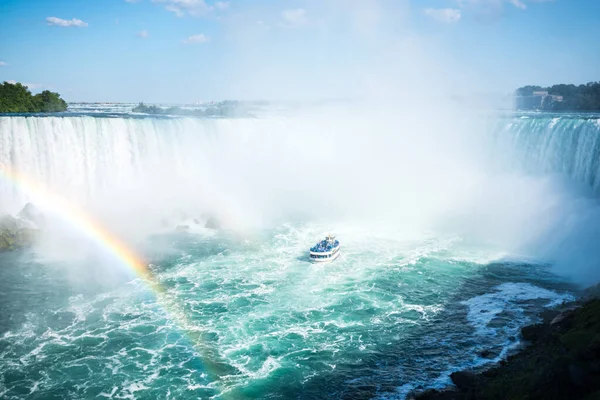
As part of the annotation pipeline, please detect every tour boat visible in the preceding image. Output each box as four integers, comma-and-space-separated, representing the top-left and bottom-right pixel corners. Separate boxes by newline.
309, 234, 341, 263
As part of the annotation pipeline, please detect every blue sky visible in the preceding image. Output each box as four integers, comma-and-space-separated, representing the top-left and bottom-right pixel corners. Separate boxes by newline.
0, 0, 598, 102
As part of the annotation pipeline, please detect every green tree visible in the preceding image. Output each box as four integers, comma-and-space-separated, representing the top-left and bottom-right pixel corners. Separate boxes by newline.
32, 90, 68, 112
0, 82, 35, 112
132, 102, 163, 114
516, 81, 600, 111
515, 85, 544, 96
0, 81, 67, 113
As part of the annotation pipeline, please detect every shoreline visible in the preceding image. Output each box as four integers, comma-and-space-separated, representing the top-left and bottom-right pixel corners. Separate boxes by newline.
411, 285, 600, 400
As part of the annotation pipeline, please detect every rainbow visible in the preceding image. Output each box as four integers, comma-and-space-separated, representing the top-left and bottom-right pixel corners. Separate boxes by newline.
0, 165, 236, 396
0, 166, 151, 279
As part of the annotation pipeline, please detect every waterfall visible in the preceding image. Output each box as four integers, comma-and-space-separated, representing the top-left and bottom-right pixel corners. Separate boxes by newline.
0, 116, 241, 213
493, 115, 600, 193
1, 112, 599, 232
1, 111, 600, 282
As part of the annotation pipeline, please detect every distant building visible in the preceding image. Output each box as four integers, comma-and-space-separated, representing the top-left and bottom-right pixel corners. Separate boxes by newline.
516, 91, 563, 110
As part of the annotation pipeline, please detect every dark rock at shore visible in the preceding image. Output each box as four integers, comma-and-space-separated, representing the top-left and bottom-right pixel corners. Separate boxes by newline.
478, 349, 492, 359
413, 299, 600, 400
412, 389, 460, 400
521, 323, 547, 342
449, 372, 480, 389
478, 348, 502, 359
581, 283, 600, 302
551, 308, 578, 327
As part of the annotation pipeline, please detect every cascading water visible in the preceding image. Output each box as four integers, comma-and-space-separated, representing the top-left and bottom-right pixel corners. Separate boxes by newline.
492, 114, 600, 193
2, 112, 599, 218
0, 108, 487, 235
0, 116, 226, 214
0, 108, 597, 399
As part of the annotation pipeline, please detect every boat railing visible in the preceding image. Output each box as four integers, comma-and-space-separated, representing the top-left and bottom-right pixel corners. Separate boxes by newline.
310, 239, 340, 253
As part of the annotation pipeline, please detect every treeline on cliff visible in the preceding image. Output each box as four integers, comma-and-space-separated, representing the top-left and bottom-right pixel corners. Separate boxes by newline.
132, 101, 251, 117
516, 81, 600, 111
0, 81, 68, 113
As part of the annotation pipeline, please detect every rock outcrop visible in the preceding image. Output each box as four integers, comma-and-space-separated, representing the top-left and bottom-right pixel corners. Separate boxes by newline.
0, 215, 38, 251
17, 202, 45, 228
175, 225, 190, 232
0, 203, 43, 252
412, 299, 600, 400
204, 216, 220, 230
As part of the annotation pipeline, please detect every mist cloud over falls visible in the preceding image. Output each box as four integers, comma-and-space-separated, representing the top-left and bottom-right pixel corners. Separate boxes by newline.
0, 106, 482, 232
1, 108, 600, 285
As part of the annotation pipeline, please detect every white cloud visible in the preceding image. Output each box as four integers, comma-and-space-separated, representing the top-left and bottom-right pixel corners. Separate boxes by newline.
215, 1, 229, 10
281, 8, 308, 28
164, 4, 185, 17
183, 33, 210, 44
26, 83, 44, 90
457, 0, 553, 12
0, 61, 7, 67
458, 0, 499, 5
46, 17, 88, 27
137, 30, 149, 38
255, 20, 271, 31
424, 8, 462, 23
6, 80, 44, 90
151, 0, 227, 17
508, 0, 527, 8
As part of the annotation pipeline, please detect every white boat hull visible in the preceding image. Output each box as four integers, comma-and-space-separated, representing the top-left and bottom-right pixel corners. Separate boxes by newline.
310, 247, 341, 263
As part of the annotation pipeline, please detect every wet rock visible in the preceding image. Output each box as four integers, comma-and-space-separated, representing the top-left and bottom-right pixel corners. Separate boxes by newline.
581, 283, 600, 302
521, 323, 546, 342
540, 308, 562, 324
17, 202, 45, 228
205, 216, 220, 230
481, 368, 500, 378
411, 388, 461, 400
0, 215, 17, 230
479, 348, 501, 359
450, 371, 480, 390
479, 349, 492, 358
569, 364, 589, 387
417, 299, 600, 400
551, 308, 577, 327
0, 215, 38, 251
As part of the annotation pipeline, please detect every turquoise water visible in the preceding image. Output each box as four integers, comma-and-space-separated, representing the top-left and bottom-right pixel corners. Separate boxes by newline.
0, 223, 576, 399
1, 110, 597, 398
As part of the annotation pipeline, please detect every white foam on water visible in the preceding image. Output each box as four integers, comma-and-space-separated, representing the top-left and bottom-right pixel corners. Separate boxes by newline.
462, 282, 574, 336
378, 282, 575, 400
0, 219, 582, 399
98, 386, 119, 398
549, 117, 560, 129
